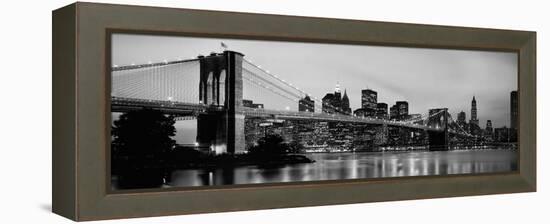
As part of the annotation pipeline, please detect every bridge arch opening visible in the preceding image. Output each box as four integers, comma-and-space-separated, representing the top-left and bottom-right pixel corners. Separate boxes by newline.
219, 70, 226, 106
206, 71, 214, 105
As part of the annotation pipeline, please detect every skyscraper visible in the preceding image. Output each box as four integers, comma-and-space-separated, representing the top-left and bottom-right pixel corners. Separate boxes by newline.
470, 96, 479, 126
510, 90, 518, 130
389, 101, 408, 120
376, 103, 388, 119
389, 104, 398, 120
299, 95, 315, 112
457, 111, 466, 124
333, 82, 342, 109
486, 120, 493, 133
321, 83, 350, 115
361, 89, 377, 116
322, 93, 336, 114
457, 111, 467, 131
341, 90, 351, 114
396, 101, 409, 120
484, 120, 494, 141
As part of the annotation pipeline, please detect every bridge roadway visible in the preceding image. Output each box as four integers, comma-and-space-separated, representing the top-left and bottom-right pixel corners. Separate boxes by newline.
241, 107, 443, 132
111, 97, 473, 135
243, 108, 470, 136
111, 97, 222, 115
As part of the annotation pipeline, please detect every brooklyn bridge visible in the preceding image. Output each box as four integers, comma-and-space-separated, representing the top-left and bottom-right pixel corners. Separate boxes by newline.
111, 50, 475, 154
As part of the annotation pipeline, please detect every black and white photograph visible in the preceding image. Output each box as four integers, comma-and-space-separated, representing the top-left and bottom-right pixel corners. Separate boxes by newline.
110, 33, 518, 190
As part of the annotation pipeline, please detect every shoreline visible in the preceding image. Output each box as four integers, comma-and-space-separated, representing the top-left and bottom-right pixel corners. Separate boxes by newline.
302, 144, 518, 154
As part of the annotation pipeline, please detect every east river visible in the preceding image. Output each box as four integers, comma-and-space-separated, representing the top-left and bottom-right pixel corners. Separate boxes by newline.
167, 148, 517, 187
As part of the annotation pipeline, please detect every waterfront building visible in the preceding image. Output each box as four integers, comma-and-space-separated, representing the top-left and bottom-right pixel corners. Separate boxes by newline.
484, 120, 494, 141
510, 90, 518, 130
242, 99, 264, 109
457, 111, 466, 123
298, 95, 315, 112
494, 126, 510, 142
470, 96, 479, 126
376, 102, 388, 119
457, 111, 467, 131
389, 104, 398, 120
396, 101, 409, 120
341, 90, 352, 115
389, 101, 408, 121
361, 89, 377, 117
486, 120, 493, 133
322, 93, 336, 114
322, 83, 351, 115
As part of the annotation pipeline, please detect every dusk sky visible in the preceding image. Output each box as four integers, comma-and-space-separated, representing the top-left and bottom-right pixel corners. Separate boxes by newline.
112, 33, 517, 130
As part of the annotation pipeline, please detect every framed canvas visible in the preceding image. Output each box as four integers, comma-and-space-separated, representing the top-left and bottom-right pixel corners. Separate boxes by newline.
52, 2, 536, 221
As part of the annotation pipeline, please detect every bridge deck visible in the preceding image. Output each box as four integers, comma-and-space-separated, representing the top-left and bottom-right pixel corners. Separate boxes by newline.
110, 97, 479, 137
241, 108, 442, 131
111, 97, 223, 115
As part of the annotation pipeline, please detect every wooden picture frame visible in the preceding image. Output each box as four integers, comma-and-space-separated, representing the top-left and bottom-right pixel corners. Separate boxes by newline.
53, 2, 536, 221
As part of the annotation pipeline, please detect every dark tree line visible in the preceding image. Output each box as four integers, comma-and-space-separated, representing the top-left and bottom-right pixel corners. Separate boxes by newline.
111, 109, 176, 189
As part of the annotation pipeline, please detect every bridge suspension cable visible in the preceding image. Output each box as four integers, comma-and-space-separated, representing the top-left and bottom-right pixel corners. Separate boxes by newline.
242, 75, 302, 105
243, 58, 352, 114
111, 60, 201, 104
112, 58, 200, 72
446, 114, 472, 136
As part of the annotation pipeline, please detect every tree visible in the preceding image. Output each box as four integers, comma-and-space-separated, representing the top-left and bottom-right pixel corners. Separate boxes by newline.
288, 140, 304, 154
249, 134, 290, 155
111, 109, 176, 189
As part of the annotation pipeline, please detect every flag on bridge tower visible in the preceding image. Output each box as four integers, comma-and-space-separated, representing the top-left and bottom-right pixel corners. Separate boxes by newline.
221, 42, 228, 51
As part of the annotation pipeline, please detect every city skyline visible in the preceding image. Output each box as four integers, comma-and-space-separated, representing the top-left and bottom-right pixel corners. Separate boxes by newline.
312, 84, 513, 130
113, 34, 517, 128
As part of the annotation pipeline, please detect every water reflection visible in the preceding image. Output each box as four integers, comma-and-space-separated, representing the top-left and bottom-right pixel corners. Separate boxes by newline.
169, 149, 517, 187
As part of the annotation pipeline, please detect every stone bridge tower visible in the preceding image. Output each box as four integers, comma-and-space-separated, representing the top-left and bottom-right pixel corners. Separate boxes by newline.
427, 108, 449, 151
196, 51, 245, 154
